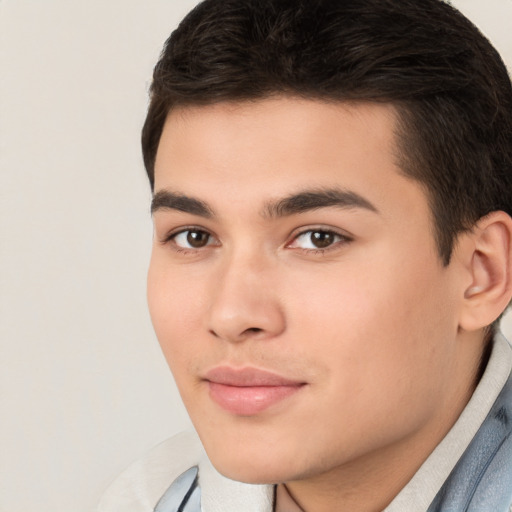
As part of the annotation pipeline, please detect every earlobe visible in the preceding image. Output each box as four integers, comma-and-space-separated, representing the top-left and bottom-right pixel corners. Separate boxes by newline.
459, 211, 512, 331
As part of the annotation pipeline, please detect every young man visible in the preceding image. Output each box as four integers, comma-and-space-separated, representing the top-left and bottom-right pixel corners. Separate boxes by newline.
99, 0, 512, 510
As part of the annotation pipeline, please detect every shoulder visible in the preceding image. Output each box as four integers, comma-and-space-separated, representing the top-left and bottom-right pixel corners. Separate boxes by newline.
97, 430, 204, 512
429, 361, 512, 511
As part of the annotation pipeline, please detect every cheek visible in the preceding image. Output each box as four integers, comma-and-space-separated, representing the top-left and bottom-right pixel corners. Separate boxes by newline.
147, 253, 206, 367
280, 261, 455, 454
285, 249, 455, 388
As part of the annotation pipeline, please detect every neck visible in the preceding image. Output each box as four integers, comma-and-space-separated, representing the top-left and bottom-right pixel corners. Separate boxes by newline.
281, 434, 444, 512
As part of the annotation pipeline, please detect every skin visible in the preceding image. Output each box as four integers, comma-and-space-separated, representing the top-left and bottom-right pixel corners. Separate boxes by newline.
147, 97, 486, 511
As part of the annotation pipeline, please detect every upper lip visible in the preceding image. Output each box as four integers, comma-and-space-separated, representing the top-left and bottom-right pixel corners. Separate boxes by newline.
204, 366, 305, 387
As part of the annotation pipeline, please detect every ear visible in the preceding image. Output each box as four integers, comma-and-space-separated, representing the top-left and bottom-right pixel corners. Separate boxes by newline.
458, 211, 512, 331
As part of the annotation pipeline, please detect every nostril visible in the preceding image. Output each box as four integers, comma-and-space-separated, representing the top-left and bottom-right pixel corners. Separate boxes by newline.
209, 327, 262, 338
244, 327, 263, 335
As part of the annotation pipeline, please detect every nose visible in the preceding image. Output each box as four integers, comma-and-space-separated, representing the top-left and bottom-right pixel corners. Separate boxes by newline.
207, 253, 286, 343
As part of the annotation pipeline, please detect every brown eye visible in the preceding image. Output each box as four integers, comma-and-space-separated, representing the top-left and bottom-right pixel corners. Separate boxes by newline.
186, 230, 210, 248
310, 231, 337, 248
289, 229, 349, 251
173, 229, 213, 249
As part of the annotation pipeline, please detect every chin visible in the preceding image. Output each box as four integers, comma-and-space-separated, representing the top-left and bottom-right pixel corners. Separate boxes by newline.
192, 410, 311, 484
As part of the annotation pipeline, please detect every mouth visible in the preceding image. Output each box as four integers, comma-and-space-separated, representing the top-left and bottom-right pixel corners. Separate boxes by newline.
203, 366, 306, 416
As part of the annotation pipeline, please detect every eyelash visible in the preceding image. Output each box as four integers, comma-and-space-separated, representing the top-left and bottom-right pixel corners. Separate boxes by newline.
160, 226, 352, 255
288, 228, 353, 254
160, 227, 218, 254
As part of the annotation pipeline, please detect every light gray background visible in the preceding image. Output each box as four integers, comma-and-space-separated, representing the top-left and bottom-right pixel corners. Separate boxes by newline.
1, 1, 511, 511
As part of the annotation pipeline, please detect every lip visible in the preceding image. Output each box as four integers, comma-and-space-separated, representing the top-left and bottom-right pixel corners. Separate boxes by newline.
204, 366, 306, 416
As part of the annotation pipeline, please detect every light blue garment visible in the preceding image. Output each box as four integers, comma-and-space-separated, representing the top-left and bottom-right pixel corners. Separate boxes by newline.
154, 466, 201, 512
427, 371, 512, 512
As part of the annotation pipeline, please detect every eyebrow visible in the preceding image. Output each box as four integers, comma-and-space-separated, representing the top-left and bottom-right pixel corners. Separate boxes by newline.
263, 188, 378, 218
151, 190, 213, 217
151, 187, 378, 219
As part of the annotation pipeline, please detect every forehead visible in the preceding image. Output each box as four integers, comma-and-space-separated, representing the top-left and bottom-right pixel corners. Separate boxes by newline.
153, 97, 428, 224
157, 97, 398, 166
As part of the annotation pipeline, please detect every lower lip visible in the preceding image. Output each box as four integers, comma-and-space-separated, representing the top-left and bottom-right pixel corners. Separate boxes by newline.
208, 382, 303, 415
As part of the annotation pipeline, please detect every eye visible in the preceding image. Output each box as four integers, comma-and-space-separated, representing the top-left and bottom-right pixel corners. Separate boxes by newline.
288, 229, 350, 250
171, 229, 216, 249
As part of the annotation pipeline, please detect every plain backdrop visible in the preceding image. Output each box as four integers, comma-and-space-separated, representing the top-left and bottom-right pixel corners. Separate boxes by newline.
0, 1, 511, 511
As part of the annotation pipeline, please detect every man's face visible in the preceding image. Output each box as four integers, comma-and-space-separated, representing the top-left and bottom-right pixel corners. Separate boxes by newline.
148, 98, 466, 484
